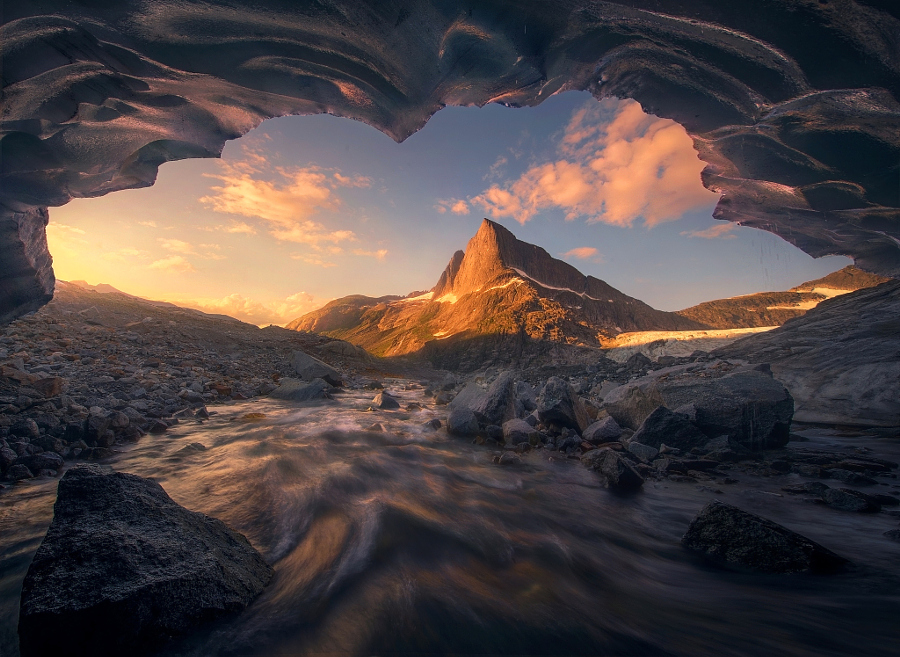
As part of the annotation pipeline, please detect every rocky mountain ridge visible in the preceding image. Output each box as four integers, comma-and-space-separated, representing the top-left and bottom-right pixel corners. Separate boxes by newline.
288, 220, 703, 363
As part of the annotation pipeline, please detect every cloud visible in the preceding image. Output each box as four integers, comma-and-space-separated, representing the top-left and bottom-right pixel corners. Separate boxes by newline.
101, 247, 148, 262
471, 98, 719, 228
681, 223, 738, 239
434, 199, 471, 215
138, 221, 157, 228
222, 221, 257, 234
200, 160, 363, 245
46, 223, 87, 244
172, 291, 322, 327
352, 248, 388, 259
485, 155, 508, 181
148, 255, 195, 273
562, 247, 599, 259
158, 238, 195, 254
290, 253, 337, 268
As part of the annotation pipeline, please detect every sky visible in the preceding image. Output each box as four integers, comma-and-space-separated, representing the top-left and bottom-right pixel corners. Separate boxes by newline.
47, 91, 850, 326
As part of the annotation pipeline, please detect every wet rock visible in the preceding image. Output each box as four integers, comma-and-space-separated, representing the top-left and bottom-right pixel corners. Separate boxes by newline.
83, 413, 111, 446
582, 416, 622, 443
16, 451, 64, 473
826, 469, 877, 486
627, 442, 659, 463
450, 372, 518, 426
582, 450, 644, 491
781, 482, 830, 496
537, 377, 590, 433
494, 451, 521, 466
502, 418, 538, 445
147, 420, 168, 435
18, 465, 273, 657
7, 463, 34, 480
631, 406, 708, 450
823, 488, 881, 513
422, 418, 442, 431
269, 377, 330, 402
447, 407, 479, 437
625, 352, 652, 371
604, 364, 793, 451
372, 391, 401, 410
683, 500, 848, 573
291, 350, 342, 387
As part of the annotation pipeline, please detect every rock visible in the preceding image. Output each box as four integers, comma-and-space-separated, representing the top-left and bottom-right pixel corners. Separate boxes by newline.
823, 488, 881, 512
372, 391, 400, 409
31, 376, 64, 398
422, 418, 442, 431
147, 420, 168, 435
714, 282, 900, 427
826, 469, 877, 486
625, 352, 652, 371
603, 363, 793, 450
16, 451, 64, 473
627, 441, 659, 463
83, 413, 111, 446
598, 451, 644, 491
781, 481, 830, 496
630, 406, 708, 450
10, 418, 40, 440
682, 500, 848, 573
447, 407, 479, 437
537, 377, 591, 433
582, 416, 622, 443
884, 530, 900, 542
1, 446, 17, 472
450, 372, 518, 426
18, 465, 273, 657
7, 463, 34, 480
269, 377, 330, 402
290, 350, 342, 387
495, 451, 521, 466
502, 418, 538, 445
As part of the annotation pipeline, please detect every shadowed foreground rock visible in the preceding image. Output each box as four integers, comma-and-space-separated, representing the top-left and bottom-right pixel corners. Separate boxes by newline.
682, 501, 848, 574
18, 465, 273, 657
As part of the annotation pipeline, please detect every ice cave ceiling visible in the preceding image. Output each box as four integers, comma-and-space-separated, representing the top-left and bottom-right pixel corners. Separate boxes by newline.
1, 0, 898, 323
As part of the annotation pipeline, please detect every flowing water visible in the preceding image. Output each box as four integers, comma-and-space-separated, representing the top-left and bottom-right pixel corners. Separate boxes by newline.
2, 382, 899, 656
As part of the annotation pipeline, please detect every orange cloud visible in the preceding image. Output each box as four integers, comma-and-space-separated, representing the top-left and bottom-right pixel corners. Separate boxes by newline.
352, 248, 388, 259
434, 199, 471, 215
200, 161, 361, 246
562, 247, 599, 259
681, 224, 738, 239
471, 99, 719, 227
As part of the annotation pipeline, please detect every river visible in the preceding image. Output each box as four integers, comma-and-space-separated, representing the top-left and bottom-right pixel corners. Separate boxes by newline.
2, 381, 899, 656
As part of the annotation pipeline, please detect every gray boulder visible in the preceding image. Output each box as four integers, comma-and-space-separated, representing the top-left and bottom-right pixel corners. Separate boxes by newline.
627, 442, 659, 462
630, 406, 708, 450
603, 363, 793, 450
537, 377, 591, 433
291, 350, 342, 387
450, 372, 519, 426
823, 488, 881, 512
16, 452, 64, 473
582, 450, 644, 491
582, 416, 622, 443
502, 419, 538, 446
269, 377, 330, 402
18, 465, 273, 657
372, 391, 401, 409
447, 407, 479, 437
682, 500, 848, 573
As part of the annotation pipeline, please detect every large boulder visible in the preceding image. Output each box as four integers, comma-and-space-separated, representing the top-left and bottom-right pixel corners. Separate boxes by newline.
372, 391, 401, 409
582, 416, 622, 443
268, 377, 331, 402
291, 350, 342, 387
18, 465, 273, 657
502, 418, 539, 445
449, 372, 519, 426
630, 406, 708, 450
682, 500, 848, 573
603, 363, 793, 450
582, 450, 644, 491
446, 407, 479, 437
537, 377, 591, 433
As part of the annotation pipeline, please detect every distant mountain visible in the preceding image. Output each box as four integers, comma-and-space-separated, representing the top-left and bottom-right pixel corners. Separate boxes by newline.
675, 266, 890, 329
288, 219, 703, 359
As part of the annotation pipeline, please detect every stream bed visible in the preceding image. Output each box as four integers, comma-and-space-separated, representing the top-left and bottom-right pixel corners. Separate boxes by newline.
2, 382, 899, 656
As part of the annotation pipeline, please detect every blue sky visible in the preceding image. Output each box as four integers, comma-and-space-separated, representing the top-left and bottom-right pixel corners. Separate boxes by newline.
48, 91, 849, 325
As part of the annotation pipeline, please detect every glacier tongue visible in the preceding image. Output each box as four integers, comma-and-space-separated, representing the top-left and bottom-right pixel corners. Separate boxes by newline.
1, 1, 899, 321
